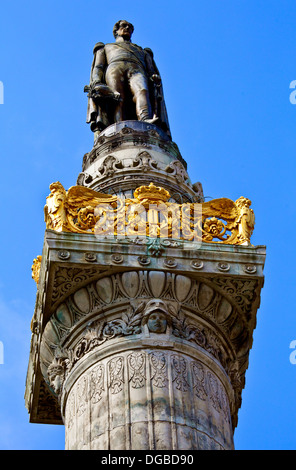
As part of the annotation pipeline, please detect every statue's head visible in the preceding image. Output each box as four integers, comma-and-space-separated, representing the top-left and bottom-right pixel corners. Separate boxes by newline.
141, 299, 170, 334
147, 311, 167, 334
113, 20, 134, 40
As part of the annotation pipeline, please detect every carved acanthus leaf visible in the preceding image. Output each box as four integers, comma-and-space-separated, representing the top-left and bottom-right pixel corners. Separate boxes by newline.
51, 266, 100, 305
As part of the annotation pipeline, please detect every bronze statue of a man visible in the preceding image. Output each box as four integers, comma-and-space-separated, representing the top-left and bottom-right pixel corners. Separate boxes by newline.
85, 20, 170, 137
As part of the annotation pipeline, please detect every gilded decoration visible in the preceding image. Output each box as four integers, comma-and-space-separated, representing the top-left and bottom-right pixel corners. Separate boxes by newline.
44, 181, 255, 245
32, 255, 42, 284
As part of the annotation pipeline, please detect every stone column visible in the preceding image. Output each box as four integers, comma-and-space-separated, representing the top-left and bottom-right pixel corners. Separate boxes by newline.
42, 272, 235, 450
62, 346, 234, 450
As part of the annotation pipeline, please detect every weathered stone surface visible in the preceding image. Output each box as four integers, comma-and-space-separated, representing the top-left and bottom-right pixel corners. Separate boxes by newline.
77, 121, 203, 203
25, 230, 265, 450
63, 350, 233, 450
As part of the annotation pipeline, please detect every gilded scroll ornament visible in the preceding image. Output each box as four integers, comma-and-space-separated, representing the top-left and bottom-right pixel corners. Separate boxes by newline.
43, 181, 255, 245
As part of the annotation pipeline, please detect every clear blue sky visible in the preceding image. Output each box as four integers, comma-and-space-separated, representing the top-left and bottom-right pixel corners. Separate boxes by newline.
0, 0, 295, 450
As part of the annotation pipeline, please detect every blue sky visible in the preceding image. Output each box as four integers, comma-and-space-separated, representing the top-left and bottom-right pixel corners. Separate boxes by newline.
0, 0, 296, 450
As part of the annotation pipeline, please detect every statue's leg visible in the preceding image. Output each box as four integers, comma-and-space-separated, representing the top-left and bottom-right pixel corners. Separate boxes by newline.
129, 71, 152, 121
105, 64, 125, 122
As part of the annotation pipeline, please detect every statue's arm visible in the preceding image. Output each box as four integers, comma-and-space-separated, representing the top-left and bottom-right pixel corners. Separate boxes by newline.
144, 48, 161, 84
91, 43, 106, 85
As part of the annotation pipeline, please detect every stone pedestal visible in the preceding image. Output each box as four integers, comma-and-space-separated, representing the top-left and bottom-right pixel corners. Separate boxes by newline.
76, 121, 203, 203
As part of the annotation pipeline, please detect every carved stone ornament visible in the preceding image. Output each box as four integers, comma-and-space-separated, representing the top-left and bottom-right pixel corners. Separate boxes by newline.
39, 268, 261, 430
44, 181, 255, 245
217, 262, 230, 272
58, 250, 70, 260
164, 160, 189, 183
98, 155, 124, 177
84, 252, 97, 262
111, 253, 124, 264
244, 264, 257, 274
133, 151, 158, 172
137, 255, 151, 266
191, 260, 204, 270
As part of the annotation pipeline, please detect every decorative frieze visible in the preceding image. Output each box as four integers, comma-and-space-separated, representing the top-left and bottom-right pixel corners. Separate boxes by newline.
82, 121, 185, 171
